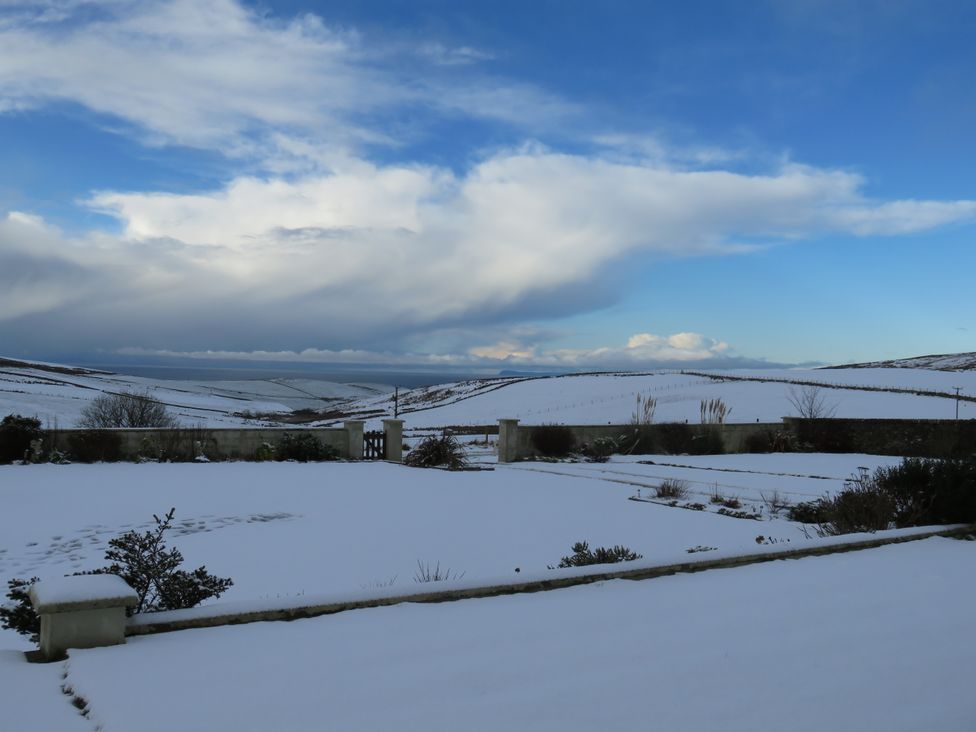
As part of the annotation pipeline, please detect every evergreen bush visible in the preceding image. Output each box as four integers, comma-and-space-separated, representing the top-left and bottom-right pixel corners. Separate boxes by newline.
67, 430, 123, 463
0, 414, 43, 464
551, 540, 642, 568
275, 433, 338, 462
404, 435, 467, 469
530, 424, 576, 457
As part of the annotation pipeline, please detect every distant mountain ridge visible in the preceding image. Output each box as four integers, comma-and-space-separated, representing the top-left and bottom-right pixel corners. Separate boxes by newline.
829, 352, 976, 372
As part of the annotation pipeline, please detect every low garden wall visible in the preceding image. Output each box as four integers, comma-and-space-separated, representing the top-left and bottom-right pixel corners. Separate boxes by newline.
499, 418, 976, 461
498, 420, 785, 462
47, 424, 358, 461
784, 417, 976, 458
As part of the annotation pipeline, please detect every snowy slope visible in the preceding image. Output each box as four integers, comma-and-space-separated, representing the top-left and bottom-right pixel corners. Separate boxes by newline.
341, 369, 976, 429
0, 358, 384, 427
834, 351, 976, 371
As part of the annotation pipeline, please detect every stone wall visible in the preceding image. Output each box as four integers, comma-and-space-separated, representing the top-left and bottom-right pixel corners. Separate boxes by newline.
497, 418, 976, 461
48, 426, 353, 461
498, 421, 785, 461
784, 417, 976, 458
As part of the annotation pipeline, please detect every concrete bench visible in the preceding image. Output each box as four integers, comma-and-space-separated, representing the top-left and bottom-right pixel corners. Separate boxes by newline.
29, 575, 138, 660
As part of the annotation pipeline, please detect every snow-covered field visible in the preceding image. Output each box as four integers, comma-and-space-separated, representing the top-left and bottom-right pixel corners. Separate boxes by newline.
3, 357, 975, 430
3, 456, 874, 642
0, 359, 386, 427
347, 369, 976, 429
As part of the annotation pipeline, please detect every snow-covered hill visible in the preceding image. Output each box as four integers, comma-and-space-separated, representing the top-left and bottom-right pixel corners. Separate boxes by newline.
337, 368, 976, 429
0, 358, 385, 427
831, 351, 976, 371
4, 356, 976, 430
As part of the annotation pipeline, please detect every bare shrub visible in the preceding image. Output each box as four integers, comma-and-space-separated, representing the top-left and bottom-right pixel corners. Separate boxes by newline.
656, 478, 689, 499
787, 385, 837, 419
79, 391, 176, 429
413, 560, 465, 583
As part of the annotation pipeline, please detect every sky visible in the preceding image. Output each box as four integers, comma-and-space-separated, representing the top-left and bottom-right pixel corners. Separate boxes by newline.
1, 0, 975, 372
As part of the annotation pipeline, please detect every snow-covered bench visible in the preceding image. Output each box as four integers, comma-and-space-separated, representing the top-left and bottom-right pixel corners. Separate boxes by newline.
29, 575, 138, 660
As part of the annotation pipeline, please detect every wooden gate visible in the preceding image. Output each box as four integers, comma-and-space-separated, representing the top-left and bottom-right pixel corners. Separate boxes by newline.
363, 430, 386, 460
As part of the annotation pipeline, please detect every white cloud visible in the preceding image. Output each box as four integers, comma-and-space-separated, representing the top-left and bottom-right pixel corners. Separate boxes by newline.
3, 146, 974, 358
0, 0, 568, 156
1, 1, 975, 363
114, 329, 738, 369
419, 42, 494, 66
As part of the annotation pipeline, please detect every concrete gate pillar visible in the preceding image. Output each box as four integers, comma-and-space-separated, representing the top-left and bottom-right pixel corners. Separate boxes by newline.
497, 418, 520, 463
383, 419, 404, 462
344, 420, 365, 460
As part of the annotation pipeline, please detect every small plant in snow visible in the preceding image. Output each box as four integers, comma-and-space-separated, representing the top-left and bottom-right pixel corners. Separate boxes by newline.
413, 560, 465, 583
656, 478, 689, 499
550, 541, 642, 568
686, 545, 717, 554
759, 490, 790, 517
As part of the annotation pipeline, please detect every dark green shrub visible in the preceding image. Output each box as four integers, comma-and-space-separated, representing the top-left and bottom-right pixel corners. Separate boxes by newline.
794, 419, 857, 453
531, 424, 577, 457
788, 500, 833, 524
871, 457, 976, 526
581, 436, 616, 462
67, 430, 123, 463
744, 430, 795, 454
796, 459, 976, 535
814, 481, 895, 535
690, 426, 725, 455
404, 435, 467, 469
0, 414, 42, 464
0, 577, 41, 642
615, 427, 656, 455
551, 540, 642, 568
656, 423, 696, 454
275, 432, 338, 462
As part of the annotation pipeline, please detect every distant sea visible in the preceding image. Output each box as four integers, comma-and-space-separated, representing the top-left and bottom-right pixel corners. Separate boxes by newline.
69, 360, 512, 388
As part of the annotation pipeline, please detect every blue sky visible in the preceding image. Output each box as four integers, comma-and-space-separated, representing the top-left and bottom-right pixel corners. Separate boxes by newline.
1, 0, 974, 370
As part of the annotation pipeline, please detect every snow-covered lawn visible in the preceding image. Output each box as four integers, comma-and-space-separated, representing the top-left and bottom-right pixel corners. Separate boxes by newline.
0, 454, 901, 645
1, 457, 973, 729
5, 537, 972, 731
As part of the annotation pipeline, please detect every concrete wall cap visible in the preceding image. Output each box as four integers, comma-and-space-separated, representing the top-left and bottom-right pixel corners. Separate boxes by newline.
30, 575, 138, 614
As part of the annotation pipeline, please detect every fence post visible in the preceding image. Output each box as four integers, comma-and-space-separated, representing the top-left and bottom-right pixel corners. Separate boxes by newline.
382, 419, 404, 462
497, 418, 520, 463
344, 421, 364, 460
